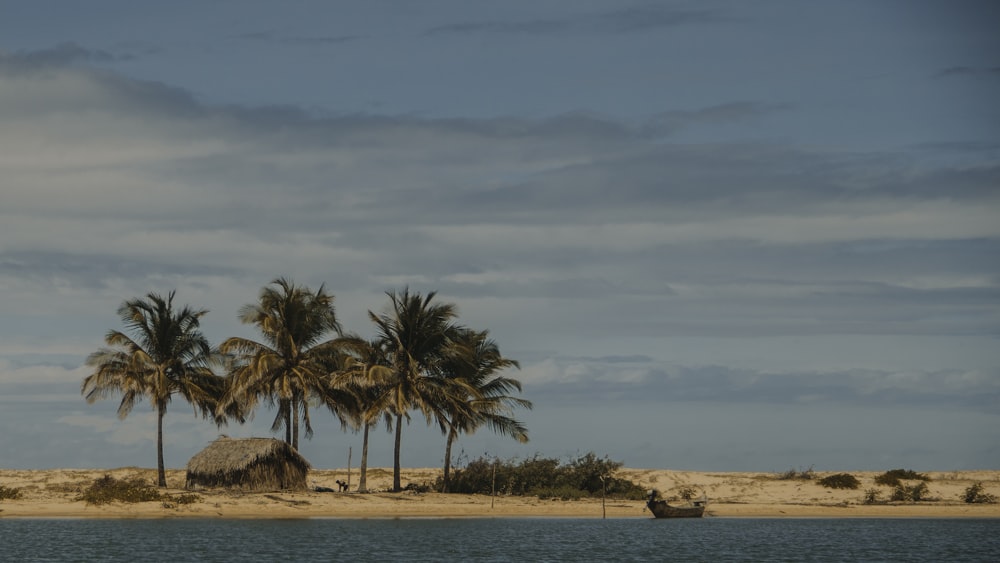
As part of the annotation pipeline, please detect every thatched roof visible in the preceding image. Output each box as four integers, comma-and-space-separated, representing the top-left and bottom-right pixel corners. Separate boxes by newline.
187, 437, 311, 475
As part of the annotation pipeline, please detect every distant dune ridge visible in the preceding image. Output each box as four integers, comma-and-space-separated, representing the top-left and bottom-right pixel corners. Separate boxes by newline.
1, 468, 998, 518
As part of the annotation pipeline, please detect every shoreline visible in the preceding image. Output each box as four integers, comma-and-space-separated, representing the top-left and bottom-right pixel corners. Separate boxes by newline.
2, 467, 998, 520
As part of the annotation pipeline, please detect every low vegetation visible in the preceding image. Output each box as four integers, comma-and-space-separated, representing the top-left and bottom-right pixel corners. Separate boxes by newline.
817, 473, 861, 490
676, 486, 698, 500
440, 452, 647, 500
76, 475, 200, 506
891, 481, 930, 502
78, 475, 164, 505
874, 469, 930, 487
963, 482, 997, 504
0, 484, 22, 501
863, 488, 881, 505
776, 466, 816, 481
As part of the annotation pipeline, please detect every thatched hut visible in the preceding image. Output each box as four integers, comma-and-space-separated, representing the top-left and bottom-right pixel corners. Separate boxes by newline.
185, 437, 310, 491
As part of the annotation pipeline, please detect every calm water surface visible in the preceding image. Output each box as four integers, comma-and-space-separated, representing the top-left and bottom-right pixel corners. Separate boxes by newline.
2, 518, 998, 562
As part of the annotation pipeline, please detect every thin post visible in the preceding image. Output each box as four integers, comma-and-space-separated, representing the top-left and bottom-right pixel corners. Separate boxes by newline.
600, 475, 607, 519
347, 446, 352, 489
490, 459, 497, 509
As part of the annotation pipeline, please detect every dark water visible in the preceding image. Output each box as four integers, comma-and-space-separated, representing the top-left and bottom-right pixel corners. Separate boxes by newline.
1, 518, 998, 562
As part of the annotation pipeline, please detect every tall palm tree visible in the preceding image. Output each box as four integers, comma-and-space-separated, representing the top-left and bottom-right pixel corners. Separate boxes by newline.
437, 329, 531, 492
330, 336, 395, 493
369, 288, 466, 492
82, 291, 223, 487
218, 278, 343, 449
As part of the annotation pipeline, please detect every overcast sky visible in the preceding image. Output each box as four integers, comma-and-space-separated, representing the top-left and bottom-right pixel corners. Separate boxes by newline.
1, 1, 998, 474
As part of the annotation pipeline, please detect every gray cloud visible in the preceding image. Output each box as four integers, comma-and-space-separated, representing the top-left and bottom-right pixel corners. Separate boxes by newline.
425, 4, 726, 36
235, 31, 362, 46
2, 47, 998, 470
425, 19, 568, 36
935, 66, 1000, 78
524, 361, 1000, 412
597, 5, 731, 32
2, 42, 119, 66
642, 102, 794, 136
3, 58, 997, 344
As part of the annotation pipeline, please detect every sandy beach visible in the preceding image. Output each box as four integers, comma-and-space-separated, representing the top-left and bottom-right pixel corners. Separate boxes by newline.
2, 467, 998, 519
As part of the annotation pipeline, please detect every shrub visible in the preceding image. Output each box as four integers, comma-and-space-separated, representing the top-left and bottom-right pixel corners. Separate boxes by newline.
963, 483, 997, 504
863, 488, 881, 505
677, 486, 697, 501
76, 475, 202, 507
777, 466, 816, 481
0, 484, 22, 501
909, 482, 930, 502
890, 485, 908, 502
535, 486, 587, 501
817, 473, 861, 490
173, 493, 202, 505
875, 469, 930, 487
403, 482, 431, 494
440, 452, 647, 500
891, 482, 930, 502
77, 475, 165, 505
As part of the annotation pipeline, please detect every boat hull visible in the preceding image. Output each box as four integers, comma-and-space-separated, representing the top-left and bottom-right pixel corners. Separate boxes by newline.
646, 500, 706, 518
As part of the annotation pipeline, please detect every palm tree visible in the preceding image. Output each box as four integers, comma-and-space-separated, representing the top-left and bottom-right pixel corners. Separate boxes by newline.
330, 336, 395, 493
218, 278, 343, 449
82, 291, 223, 487
437, 329, 531, 492
368, 288, 465, 492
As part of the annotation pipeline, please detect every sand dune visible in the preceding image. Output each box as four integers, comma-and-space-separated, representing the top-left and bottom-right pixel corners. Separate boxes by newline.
1, 467, 998, 518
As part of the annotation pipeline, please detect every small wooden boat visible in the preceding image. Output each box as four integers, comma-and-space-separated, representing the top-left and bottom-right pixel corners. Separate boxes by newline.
646, 490, 707, 518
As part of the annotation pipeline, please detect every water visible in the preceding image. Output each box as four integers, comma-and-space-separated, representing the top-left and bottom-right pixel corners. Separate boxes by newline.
1, 518, 998, 562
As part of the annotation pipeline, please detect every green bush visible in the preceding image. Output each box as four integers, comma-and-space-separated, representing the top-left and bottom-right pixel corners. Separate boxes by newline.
863, 488, 881, 505
0, 484, 22, 501
535, 486, 587, 501
77, 475, 165, 505
441, 452, 647, 500
891, 481, 930, 502
875, 469, 930, 487
963, 482, 997, 504
76, 475, 202, 507
817, 473, 861, 490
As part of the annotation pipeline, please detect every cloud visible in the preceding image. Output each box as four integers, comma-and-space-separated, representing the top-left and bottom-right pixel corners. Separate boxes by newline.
0, 358, 87, 385
1, 51, 997, 350
425, 5, 727, 36
425, 19, 568, 36
597, 5, 732, 32
935, 66, 1000, 79
56, 414, 119, 433
520, 360, 1000, 411
643, 101, 793, 136
235, 32, 362, 45
1, 42, 119, 67
0, 51, 202, 120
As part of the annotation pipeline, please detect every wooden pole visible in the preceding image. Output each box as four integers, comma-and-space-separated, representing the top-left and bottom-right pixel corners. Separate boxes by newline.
490, 459, 497, 509
347, 446, 352, 489
600, 475, 606, 519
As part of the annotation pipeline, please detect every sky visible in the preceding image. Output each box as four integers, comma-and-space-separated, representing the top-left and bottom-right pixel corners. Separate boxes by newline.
1, 0, 998, 474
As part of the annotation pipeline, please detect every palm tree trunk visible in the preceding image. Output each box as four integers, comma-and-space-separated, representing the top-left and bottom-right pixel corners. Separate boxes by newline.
393, 413, 403, 492
281, 399, 292, 445
156, 406, 167, 488
292, 397, 300, 450
358, 421, 370, 493
442, 427, 456, 493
